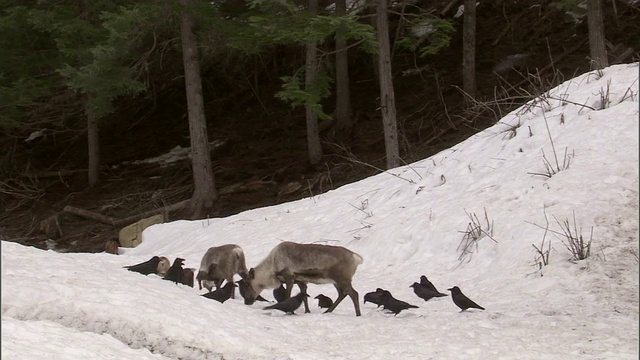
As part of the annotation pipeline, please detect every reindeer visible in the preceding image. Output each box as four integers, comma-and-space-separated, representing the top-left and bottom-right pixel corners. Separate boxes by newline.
239, 241, 364, 316
196, 244, 248, 298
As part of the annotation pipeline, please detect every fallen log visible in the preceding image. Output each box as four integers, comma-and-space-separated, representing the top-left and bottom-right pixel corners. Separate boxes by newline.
63, 199, 190, 228
113, 200, 189, 227
21, 169, 87, 178
63, 205, 117, 226
62, 180, 272, 228
218, 180, 277, 195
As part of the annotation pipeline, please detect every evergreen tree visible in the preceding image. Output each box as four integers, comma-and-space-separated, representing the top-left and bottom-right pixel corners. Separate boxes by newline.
178, 0, 217, 218
376, 0, 399, 169
250, 0, 376, 164
462, 0, 476, 103
333, 0, 352, 144
587, 0, 608, 69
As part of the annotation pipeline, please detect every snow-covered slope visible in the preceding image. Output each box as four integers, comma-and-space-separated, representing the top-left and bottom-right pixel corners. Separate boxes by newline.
3, 63, 638, 360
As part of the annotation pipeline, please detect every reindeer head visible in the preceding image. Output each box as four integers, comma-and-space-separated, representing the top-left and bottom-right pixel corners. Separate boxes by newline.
195, 270, 208, 290
238, 268, 265, 305
196, 263, 218, 290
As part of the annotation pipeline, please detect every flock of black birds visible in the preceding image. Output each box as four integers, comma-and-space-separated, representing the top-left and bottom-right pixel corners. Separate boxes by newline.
123, 256, 194, 288
124, 257, 485, 315
363, 275, 485, 315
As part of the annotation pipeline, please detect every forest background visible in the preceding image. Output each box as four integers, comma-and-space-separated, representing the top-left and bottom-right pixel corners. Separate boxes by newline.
1, 0, 638, 253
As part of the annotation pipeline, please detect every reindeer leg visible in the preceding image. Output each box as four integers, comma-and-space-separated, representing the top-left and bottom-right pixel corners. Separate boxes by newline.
279, 269, 295, 299
297, 282, 310, 313
228, 276, 235, 298
325, 285, 347, 314
326, 284, 361, 316
345, 285, 361, 317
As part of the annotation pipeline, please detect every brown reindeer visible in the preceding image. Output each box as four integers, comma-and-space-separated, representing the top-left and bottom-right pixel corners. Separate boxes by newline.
196, 244, 248, 298
239, 241, 363, 316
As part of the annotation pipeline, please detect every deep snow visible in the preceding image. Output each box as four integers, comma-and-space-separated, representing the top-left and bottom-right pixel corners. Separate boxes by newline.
2, 63, 639, 360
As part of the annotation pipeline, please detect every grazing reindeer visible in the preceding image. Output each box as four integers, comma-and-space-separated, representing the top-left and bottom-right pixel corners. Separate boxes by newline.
196, 244, 248, 298
239, 241, 364, 316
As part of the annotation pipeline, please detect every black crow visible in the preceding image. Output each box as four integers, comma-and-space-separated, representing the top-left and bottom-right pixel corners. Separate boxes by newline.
163, 258, 185, 284
363, 288, 386, 308
263, 292, 309, 314
379, 290, 418, 315
273, 283, 288, 303
124, 256, 161, 275
448, 286, 485, 311
420, 275, 444, 294
236, 279, 269, 302
410, 282, 447, 302
314, 294, 334, 309
202, 281, 235, 303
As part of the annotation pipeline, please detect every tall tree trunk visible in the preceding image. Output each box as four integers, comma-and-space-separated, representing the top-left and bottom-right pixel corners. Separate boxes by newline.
587, 0, 608, 69
333, 0, 352, 142
180, 0, 217, 218
305, 0, 322, 166
87, 100, 100, 187
369, 0, 380, 85
462, 0, 476, 103
376, 0, 400, 169
83, 0, 100, 188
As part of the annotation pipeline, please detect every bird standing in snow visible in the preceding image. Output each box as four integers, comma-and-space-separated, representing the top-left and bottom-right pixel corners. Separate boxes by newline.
363, 288, 386, 308
314, 294, 334, 309
202, 281, 235, 303
410, 283, 447, 301
163, 258, 185, 284
410, 282, 447, 302
419, 275, 445, 294
379, 290, 419, 315
448, 286, 485, 311
273, 283, 288, 303
263, 292, 309, 314
123, 256, 161, 275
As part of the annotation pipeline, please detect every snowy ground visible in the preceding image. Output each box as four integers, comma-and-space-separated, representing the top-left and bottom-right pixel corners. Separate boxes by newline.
2, 63, 639, 360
